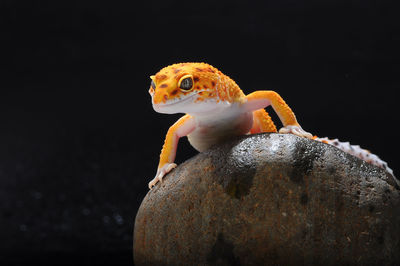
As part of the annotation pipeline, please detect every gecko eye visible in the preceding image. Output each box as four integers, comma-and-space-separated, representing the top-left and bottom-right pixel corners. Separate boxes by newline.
179, 76, 193, 91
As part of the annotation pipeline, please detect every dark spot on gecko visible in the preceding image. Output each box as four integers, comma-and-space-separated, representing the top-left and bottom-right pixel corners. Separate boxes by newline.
206, 67, 215, 73
211, 81, 216, 87
333, 140, 340, 146
159, 84, 168, 88
171, 89, 178, 95
196, 86, 200, 90
195, 67, 204, 72
173, 68, 181, 74
193, 76, 199, 82
203, 84, 208, 89
156, 74, 167, 81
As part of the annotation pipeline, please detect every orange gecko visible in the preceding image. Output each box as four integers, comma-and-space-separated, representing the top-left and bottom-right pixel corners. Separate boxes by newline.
147, 62, 394, 189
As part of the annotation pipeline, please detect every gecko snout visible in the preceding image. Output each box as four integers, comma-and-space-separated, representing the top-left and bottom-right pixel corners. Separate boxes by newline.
153, 90, 169, 105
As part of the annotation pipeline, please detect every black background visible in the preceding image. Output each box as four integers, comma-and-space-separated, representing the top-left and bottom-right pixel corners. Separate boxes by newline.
1, 0, 399, 265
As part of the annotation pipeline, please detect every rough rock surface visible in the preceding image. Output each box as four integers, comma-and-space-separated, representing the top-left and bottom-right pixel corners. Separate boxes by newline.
134, 133, 400, 265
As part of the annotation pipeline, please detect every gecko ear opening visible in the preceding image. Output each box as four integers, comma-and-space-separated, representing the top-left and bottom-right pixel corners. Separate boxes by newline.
178, 74, 194, 92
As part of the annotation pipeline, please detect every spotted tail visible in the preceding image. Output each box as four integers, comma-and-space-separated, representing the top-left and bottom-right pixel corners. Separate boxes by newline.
313, 136, 395, 178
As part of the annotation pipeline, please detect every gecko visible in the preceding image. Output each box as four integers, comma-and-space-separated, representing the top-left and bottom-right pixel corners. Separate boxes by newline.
147, 62, 394, 189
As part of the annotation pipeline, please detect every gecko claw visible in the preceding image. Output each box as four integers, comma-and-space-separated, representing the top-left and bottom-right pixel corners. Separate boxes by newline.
279, 125, 313, 139
148, 163, 177, 189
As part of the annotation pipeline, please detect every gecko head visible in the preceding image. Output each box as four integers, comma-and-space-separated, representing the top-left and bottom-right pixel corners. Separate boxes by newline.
148, 63, 223, 114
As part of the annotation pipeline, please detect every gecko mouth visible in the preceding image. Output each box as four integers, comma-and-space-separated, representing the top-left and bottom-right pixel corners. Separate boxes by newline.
152, 93, 197, 113
154, 93, 197, 108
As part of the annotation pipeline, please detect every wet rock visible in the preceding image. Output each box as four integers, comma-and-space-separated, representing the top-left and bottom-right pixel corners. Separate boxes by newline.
134, 133, 400, 265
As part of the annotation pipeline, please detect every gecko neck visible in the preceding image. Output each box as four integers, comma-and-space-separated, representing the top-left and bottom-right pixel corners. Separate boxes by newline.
216, 74, 246, 103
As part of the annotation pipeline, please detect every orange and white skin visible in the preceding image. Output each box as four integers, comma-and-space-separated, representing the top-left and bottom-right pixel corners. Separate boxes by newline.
148, 62, 394, 189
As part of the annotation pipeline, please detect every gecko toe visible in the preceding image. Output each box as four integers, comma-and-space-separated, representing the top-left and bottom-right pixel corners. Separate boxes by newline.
279, 125, 313, 139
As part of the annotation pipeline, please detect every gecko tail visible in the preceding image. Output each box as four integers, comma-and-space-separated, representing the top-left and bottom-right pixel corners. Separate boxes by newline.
313, 136, 395, 178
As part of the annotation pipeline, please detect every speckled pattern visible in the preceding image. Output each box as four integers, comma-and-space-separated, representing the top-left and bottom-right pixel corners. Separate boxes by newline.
134, 133, 400, 265
0, 122, 148, 265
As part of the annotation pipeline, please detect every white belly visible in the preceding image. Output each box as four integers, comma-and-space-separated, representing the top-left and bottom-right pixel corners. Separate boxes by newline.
187, 109, 253, 152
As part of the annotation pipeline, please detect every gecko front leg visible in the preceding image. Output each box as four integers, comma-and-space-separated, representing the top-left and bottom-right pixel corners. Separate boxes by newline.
148, 114, 195, 189
244, 90, 313, 139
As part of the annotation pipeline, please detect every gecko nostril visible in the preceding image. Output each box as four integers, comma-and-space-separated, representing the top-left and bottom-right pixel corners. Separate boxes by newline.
163, 94, 168, 102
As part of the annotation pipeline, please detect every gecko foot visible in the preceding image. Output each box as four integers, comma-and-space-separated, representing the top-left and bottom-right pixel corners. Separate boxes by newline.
279, 125, 313, 139
148, 163, 177, 189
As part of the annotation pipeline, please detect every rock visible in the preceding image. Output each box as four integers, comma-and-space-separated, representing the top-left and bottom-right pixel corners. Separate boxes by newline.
134, 133, 400, 265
